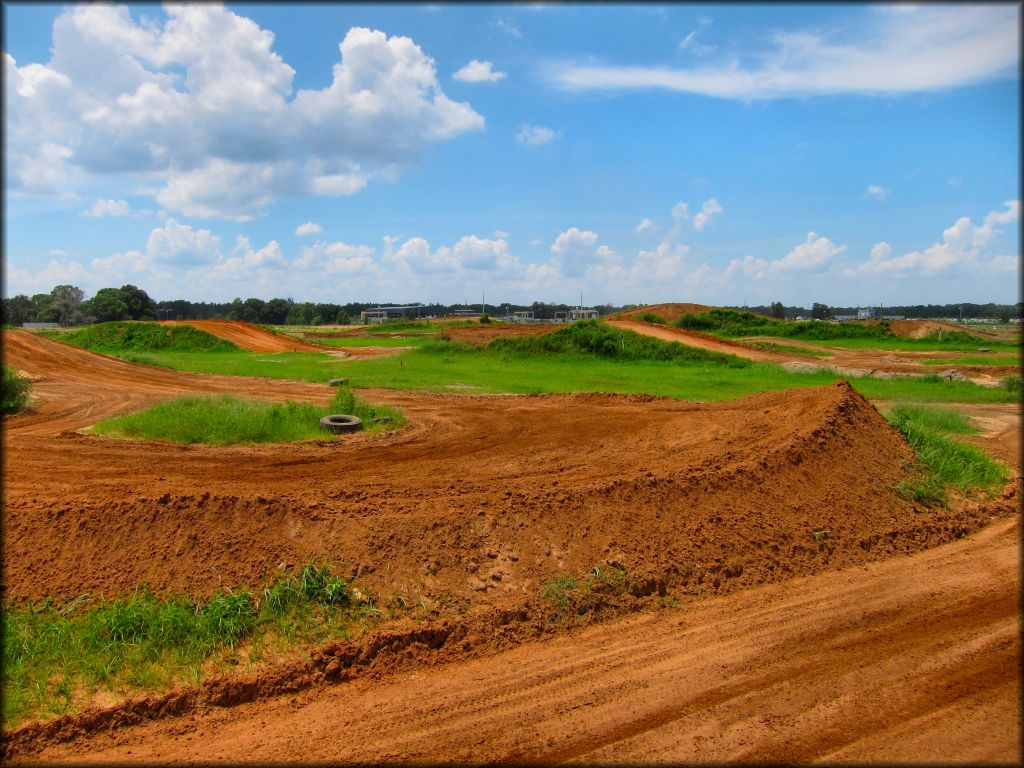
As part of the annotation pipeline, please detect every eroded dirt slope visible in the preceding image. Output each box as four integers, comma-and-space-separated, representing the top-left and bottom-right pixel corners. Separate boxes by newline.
158, 320, 328, 353
11, 517, 1018, 764
4, 330, 1014, 608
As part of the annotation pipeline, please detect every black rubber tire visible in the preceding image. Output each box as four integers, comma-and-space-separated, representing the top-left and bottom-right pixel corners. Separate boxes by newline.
319, 414, 363, 434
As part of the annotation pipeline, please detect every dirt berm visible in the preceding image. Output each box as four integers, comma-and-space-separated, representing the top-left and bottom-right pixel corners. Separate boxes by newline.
4, 329, 1013, 608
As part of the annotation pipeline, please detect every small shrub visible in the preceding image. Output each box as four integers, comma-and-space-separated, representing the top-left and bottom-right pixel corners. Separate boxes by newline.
1, 365, 32, 414
635, 312, 667, 325
479, 313, 492, 325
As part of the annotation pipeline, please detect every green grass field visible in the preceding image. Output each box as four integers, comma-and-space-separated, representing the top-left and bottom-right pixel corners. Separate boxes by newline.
883, 405, 1010, 503
88, 389, 405, 445
56, 329, 1019, 405
748, 336, 1020, 353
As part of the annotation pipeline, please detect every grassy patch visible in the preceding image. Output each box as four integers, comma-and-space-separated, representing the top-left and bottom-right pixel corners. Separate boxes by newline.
45, 325, 1019, 405
54, 322, 238, 353
486, 320, 750, 366
301, 334, 434, 348
2, 365, 32, 414
634, 311, 668, 325
540, 565, 631, 623
885, 405, 1010, 504
88, 388, 405, 445
2, 563, 378, 728
736, 340, 834, 358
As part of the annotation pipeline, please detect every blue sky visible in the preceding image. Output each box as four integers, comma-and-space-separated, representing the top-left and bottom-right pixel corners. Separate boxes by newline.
4, 2, 1020, 307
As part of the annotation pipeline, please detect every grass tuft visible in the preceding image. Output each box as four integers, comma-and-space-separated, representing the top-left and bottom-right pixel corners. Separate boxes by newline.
886, 405, 1010, 504
2, 563, 376, 728
88, 388, 405, 445
2, 365, 32, 414
55, 322, 239, 353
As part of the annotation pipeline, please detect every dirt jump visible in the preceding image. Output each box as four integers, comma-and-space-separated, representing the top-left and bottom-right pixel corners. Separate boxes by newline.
2, 328, 1019, 762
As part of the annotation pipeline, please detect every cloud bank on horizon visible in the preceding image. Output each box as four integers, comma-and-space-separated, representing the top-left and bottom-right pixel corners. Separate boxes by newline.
4, 3, 1020, 306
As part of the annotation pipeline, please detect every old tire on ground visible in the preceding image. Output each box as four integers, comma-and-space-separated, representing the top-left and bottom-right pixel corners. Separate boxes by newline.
329, 377, 350, 387
319, 414, 363, 434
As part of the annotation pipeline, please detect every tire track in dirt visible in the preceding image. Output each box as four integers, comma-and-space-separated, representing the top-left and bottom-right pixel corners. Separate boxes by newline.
12, 518, 1017, 764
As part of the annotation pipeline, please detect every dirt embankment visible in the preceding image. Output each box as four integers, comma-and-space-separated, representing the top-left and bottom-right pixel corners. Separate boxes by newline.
7, 518, 1019, 763
613, 302, 713, 323
158, 320, 329, 353
4, 330, 1016, 608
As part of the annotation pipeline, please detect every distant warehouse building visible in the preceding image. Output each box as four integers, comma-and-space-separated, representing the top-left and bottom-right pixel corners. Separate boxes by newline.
359, 305, 423, 324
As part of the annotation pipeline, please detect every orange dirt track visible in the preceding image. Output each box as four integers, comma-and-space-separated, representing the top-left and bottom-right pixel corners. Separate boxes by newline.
2, 328, 1020, 762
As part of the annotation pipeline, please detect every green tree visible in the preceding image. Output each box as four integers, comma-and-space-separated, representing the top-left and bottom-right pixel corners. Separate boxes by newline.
335, 309, 351, 325
85, 287, 129, 322
265, 298, 291, 325
770, 301, 785, 320
30, 293, 55, 323
119, 284, 157, 320
810, 302, 832, 320
50, 285, 86, 327
1, 295, 33, 326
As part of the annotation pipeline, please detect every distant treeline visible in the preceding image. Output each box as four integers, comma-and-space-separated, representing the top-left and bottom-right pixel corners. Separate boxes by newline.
1, 285, 621, 326
3, 284, 1020, 327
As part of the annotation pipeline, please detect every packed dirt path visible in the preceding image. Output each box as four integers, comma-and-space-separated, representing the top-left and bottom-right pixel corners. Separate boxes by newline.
609, 319, 1020, 385
15, 517, 1019, 764
2, 329, 332, 436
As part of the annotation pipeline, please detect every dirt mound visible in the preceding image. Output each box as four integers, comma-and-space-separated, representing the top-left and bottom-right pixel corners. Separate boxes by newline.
158, 320, 327, 352
615, 302, 713, 323
887, 319, 983, 339
4, 326, 998, 609
443, 323, 561, 344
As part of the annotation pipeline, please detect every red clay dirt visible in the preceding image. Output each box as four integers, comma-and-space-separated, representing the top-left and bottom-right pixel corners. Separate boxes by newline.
10, 517, 1018, 764
2, 328, 1020, 762
158, 319, 329, 353
614, 302, 714, 323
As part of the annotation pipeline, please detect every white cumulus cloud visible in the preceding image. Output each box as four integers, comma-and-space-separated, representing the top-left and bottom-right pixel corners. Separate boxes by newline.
692, 198, 723, 231
635, 218, 656, 234
844, 201, 1020, 276
295, 221, 323, 236
454, 59, 507, 83
516, 124, 558, 146
866, 184, 888, 201
81, 198, 131, 217
5, 8, 484, 218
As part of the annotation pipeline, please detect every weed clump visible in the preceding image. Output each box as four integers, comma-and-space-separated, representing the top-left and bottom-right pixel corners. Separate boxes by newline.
488, 320, 749, 367
886, 405, 1009, 504
1, 365, 32, 414
60, 322, 239, 353
2, 563, 373, 727
90, 389, 405, 445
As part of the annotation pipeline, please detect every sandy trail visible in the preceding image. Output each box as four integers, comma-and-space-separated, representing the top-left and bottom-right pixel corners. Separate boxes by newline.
14, 517, 1019, 764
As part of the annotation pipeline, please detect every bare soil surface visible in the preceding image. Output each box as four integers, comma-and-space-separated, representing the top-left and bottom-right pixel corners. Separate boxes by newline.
609, 318, 1021, 386
2, 328, 1019, 762
157, 319, 328, 353
613, 302, 714, 323
8, 518, 1019, 764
